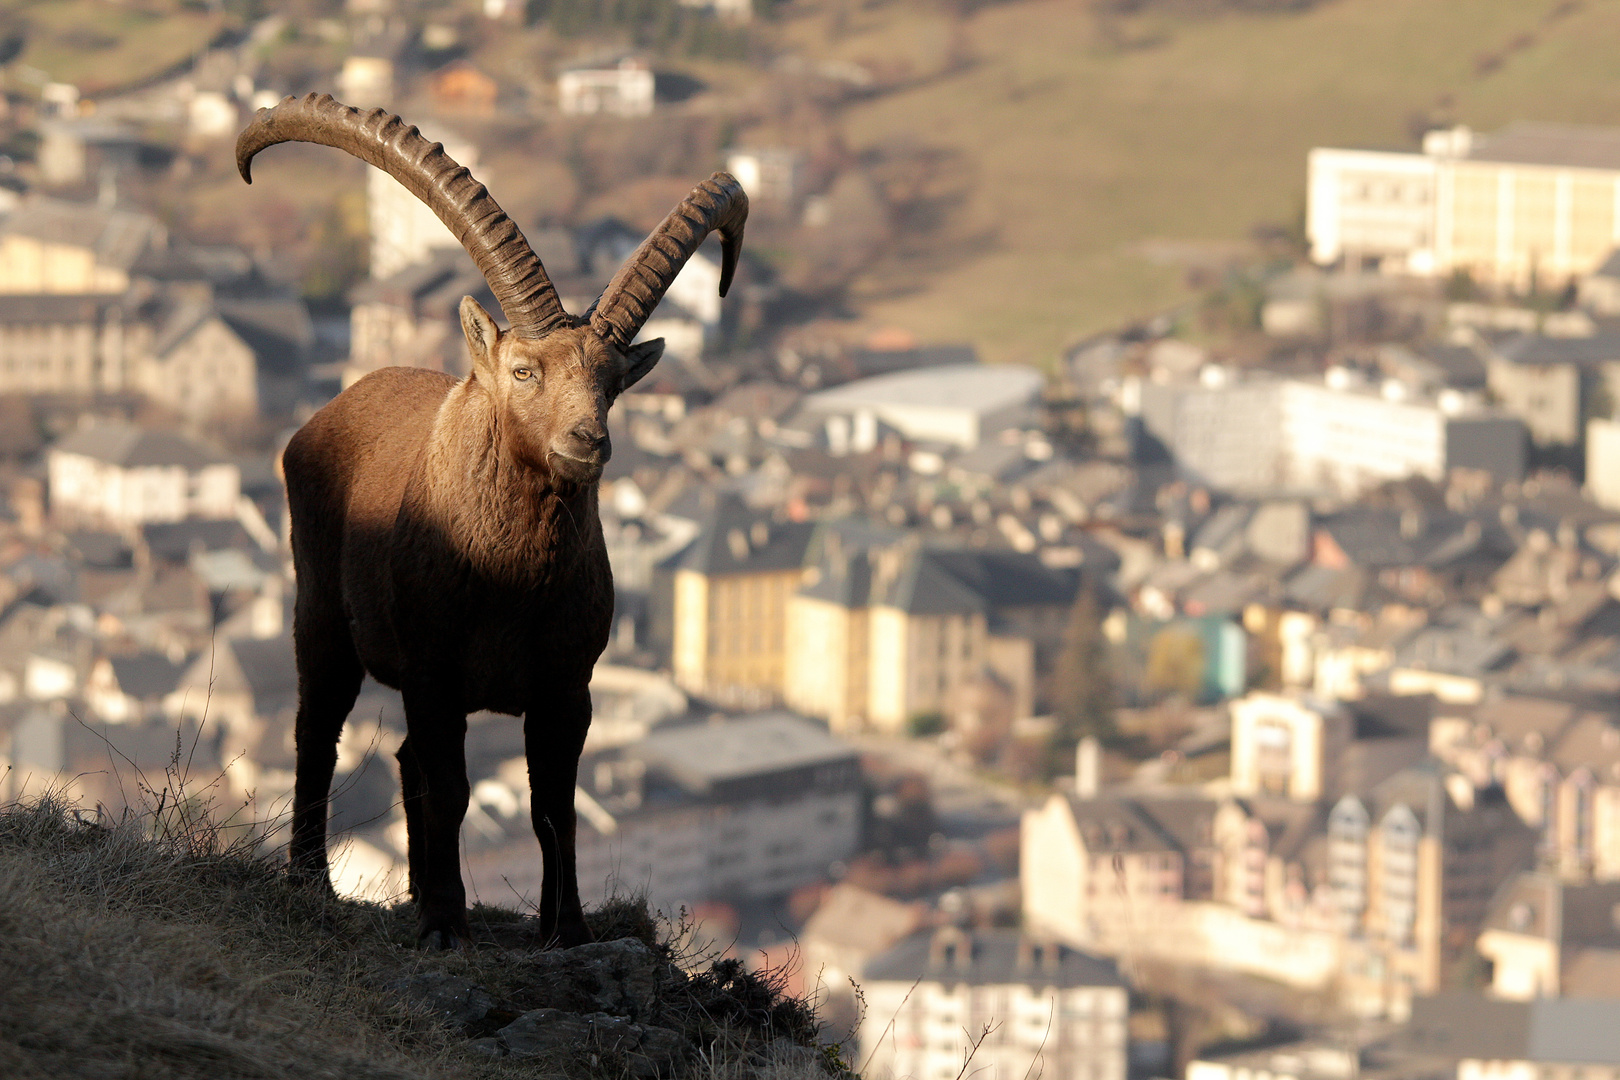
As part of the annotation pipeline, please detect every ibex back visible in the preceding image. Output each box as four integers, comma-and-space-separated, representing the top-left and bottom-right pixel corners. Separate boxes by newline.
239, 94, 746, 948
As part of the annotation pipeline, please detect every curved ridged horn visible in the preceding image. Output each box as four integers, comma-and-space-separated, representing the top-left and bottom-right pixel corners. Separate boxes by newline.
236, 93, 570, 338
587, 173, 748, 352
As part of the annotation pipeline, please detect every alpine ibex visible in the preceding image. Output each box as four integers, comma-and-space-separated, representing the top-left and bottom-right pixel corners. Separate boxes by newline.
238, 94, 746, 948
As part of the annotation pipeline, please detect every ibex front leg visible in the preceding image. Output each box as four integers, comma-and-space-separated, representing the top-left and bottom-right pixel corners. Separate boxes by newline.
400, 690, 472, 949
525, 683, 594, 948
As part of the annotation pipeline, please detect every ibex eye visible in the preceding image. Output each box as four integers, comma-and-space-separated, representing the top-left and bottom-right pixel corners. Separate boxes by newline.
513, 368, 533, 381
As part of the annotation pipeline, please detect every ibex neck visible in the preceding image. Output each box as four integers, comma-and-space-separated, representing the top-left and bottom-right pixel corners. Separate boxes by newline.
423, 381, 599, 573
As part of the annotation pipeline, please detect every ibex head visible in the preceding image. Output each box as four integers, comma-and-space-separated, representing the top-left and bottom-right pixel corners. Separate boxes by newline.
238, 93, 747, 484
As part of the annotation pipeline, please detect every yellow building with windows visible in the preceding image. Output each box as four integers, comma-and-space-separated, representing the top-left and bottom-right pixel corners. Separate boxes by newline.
783, 524, 1074, 735
0, 197, 163, 295
670, 504, 814, 705
1311, 124, 1620, 290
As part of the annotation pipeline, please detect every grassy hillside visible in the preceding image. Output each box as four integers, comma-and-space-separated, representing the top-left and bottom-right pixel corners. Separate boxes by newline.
0, 796, 832, 1080
0, 0, 226, 96
768, 0, 1620, 364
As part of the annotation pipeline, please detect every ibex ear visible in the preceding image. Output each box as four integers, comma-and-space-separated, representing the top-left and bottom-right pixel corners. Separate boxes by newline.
460, 296, 500, 377
620, 338, 665, 393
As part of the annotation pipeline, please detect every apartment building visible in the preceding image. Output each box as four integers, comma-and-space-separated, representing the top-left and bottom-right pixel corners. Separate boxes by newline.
783, 523, 1076, 734
1475, 872, 1620, 1000
670, 501, 815, 705
860, 927, 1128, 1080
0, 196, 164, 295
1024, 689, 1537, 1016
1136, 366, 1522, 498
47, 422, 241, 530
1309, 123, 1620, 290
1429, 696, 1620, 883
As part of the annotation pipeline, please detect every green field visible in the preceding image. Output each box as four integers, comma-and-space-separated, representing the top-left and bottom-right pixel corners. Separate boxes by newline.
770, 0, 1620, 364
0, 0, 224, 97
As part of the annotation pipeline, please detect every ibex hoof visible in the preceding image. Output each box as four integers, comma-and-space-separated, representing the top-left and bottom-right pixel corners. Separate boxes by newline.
418, 928, 469, 951
416, 912, 472, 951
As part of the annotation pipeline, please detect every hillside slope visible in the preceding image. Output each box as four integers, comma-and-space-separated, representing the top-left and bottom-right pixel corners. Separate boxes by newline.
0, 798, 832, 1080
773, 0, 1620, 363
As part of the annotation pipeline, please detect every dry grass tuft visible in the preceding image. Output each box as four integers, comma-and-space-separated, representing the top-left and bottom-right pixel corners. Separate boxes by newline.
0, 791, 838, 1080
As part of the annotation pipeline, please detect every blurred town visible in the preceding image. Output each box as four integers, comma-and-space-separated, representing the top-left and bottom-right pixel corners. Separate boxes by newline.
2, 1, 1620, 1079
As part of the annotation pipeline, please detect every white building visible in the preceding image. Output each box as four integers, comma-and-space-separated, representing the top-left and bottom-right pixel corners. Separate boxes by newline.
1308, 123, 1620, 289
1307, 146, 1439, 273
725, 147, 803, 206
368, 130, 480, 280
805, 363, 1044, 451
558, 58, 654, 117
1587, 417, 1620, 510
1137, 366, 1515, 497
47, 422, 240, 529
860, 927, 1129, 1080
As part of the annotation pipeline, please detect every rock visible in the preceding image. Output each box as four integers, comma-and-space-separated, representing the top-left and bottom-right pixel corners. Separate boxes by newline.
514, 936, 674, 1021
497, 1008, 594, 1055
389, 971, 495, 1029
496, 1008, 685, 1077
467, 1037, 506, 1058
566, 937, 670, 1019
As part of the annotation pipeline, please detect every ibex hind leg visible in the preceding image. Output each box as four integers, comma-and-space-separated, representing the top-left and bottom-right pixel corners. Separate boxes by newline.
288, 603, 364, 889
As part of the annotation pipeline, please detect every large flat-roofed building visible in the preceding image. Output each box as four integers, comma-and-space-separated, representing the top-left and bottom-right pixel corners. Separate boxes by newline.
465, 712, 862, 913
1137, 367, 1522, 497
804, 363, 1044, 450
1309, 124, 1620, 290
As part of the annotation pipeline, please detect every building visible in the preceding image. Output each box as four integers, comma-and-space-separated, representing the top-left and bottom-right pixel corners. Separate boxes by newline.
1481, 331, 1620, 451
804, 363, 1044, 451
1430, 696, 1620, 884
1229, 692, 1351, 803
47, 423, 241, 530
558, 57, 654, 117
1475, 872, 1620, 1000
0, 294, 141, 396
367, 130, 480, 280
467, 713, 862, 913
1587, 417, 1620, 509
347, 250, 499, 384
1408, 995, 1620, 1080
1136, 366, 1522, 497
132, 300, 260, 422
1309, 123, 1620, 290
670, 501, 814, 705
725, 147, 803, 206
1307, 144, 1440, 273
783, 524, 1077, 734
800, 884, 928, 1038
1023, 687, 1537, 1017
0, 196, 164, 295
859, 927, 1129, 1080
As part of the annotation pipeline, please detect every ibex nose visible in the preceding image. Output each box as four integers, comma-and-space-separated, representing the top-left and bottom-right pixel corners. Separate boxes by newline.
570, 423, 610, 458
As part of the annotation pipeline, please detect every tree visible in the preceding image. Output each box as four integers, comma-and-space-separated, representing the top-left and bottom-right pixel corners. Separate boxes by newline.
1047, 581, 1116, 777
1145, 624, 1205, 702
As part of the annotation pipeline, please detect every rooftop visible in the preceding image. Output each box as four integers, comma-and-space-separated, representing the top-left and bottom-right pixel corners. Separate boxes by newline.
632, 713, 856, 793
52, 423, 226, 471
864, 928, 1126, 990
1468, 122, 1620, 172
806, 362, 1043, 415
